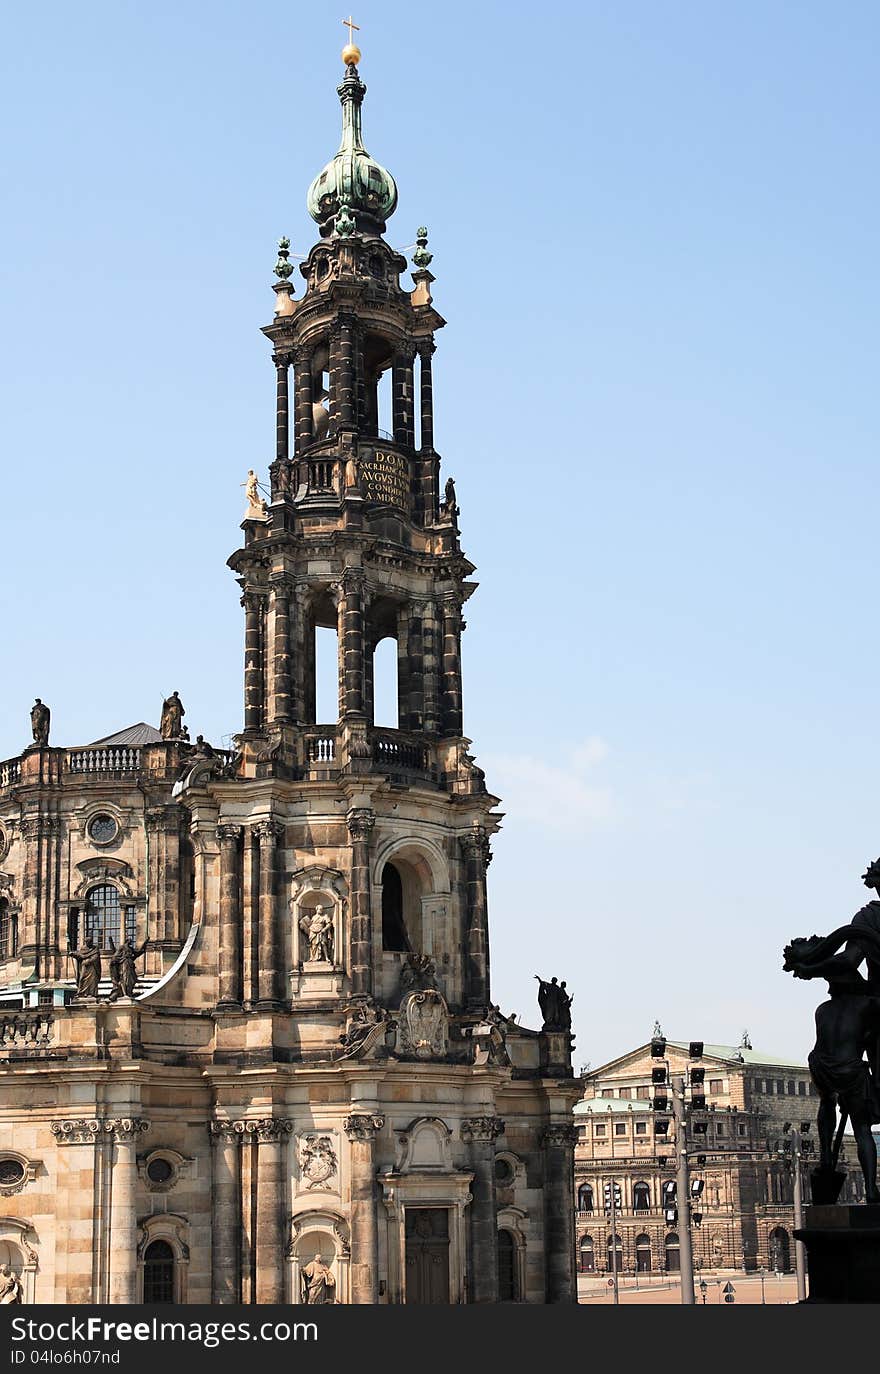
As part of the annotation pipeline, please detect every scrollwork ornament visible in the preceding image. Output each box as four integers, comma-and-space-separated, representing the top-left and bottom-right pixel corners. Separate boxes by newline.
460, 1116, 504, 1144
344, 1113, 385, 1143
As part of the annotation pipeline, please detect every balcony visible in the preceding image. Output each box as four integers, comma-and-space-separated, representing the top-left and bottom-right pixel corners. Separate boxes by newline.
299, 726, 437, 785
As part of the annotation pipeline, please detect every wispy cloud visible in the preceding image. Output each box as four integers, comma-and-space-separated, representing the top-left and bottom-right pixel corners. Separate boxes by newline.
481, 736, 614, 834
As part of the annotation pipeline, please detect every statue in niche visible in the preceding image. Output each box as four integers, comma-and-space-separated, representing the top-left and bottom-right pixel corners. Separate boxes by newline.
301, 1253, 336, 1304
535, 974, 573, 1032
107, 936, 149, 1001
400, 951, 437, 995
30, 698, 50, 747
159, 691, 185, 740
70, 937, 101, 999
299, 905, 334, 963
0, 1264, 22, 1304
298, 1135, 338, 1191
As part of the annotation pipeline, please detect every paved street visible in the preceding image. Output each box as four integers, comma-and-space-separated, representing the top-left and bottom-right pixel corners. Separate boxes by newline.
578, 1272, 799, 1305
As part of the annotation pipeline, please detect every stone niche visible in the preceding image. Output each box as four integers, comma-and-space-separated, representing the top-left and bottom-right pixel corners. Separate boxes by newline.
288, 866, 347, 1000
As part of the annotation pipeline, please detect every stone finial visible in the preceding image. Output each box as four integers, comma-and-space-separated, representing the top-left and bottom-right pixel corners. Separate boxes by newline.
412, 226, 433, 269
274, 237, 294, 280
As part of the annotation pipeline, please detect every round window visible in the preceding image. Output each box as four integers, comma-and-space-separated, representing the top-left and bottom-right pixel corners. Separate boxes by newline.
0, 1159, 25, 1187
88, 814, 118, 845
494, 1157, 515, 1186
146, 1157, 174, 1186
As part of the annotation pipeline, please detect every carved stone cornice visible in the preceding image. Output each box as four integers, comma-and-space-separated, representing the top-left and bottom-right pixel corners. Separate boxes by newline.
216, 823, 244, 847
20, 816, 61, 842
254, 819, 284, 847
346, 808, 375, 843
105, 1118, 150, 1144
460, 1116, 504, 1144
145, 805, 180, 834
243, 1118, 293, 1143
542, 1123, 579, 1150
344, 1113, 385, 1143
51, 1120, 102, 1145
460, 825, 491, 867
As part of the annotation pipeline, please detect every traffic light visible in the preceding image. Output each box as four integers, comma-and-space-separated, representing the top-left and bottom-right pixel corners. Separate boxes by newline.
654, 1117, 670, 1136
691, 1092, 706, 1110
662, 1180, 677, 1226
691, 1178, 705, 1198
603, 1181, 622, 1213
651, 1036, 667, 1058
652, 1094, 669, 1112
689, 1041, 704, 1059
690, 1066, 705, 1085
652, 1066, 667, 1084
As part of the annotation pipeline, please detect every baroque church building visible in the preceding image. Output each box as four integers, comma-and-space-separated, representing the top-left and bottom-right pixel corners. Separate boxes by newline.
0, 42, 579, 1305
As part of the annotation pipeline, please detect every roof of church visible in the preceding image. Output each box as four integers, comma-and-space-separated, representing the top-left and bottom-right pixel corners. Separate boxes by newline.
80, 723, 163, 748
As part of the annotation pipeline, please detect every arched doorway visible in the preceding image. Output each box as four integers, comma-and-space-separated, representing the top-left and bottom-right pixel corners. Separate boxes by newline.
664, 1233, 680, 1273
578, 1235, 595, 1273
497, 1229, 518, 1301
635, 1234, 652, 1273
770, 1228, 791, 1273
633, 1181, 651, 1213
143, 1240, 175, 1304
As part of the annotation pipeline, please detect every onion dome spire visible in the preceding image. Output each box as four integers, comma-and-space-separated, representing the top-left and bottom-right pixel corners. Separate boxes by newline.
306, 34, 398, 239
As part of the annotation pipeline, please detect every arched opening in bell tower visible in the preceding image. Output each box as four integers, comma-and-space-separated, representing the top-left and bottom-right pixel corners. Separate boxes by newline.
371, 636, 398, 727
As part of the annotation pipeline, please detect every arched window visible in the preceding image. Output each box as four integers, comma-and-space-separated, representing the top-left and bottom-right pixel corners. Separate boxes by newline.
633, 1181, 651, 1212
770, 1228, 791, 1273
0, 900, 15, 960
635, 1234, 652, 1273
85, 885, 123, 949
381, 863, 410, 951
143, 1240, 175, 1304
577, 1183, 594, 1214
578, 1235, 595, 1273
664, 1233, 680, 1273
497, 1229, 518, 1301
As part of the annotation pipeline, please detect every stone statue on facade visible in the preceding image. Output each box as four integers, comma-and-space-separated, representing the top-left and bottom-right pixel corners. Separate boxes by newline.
159, 691, 185, 740
0, 1264, 23, 1304
301, 1253, 336, 1304
400, 951, 436, 995
70, 938, 101, 999
440, 476, 458, 526
299, 905, 334, 963
107, 937, 149, 1001
243, 469, 267, 518
535, 974, 573, 1032
30, 699, 50, 747
783, 858, 880, 1203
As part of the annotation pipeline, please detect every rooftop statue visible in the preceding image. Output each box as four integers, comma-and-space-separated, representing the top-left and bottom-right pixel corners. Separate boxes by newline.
30, 698, 50, 748
783, 859, 880, 1202
159, 691, 185, 740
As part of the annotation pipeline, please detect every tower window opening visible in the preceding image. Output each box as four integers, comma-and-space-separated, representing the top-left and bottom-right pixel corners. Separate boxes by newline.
314, 624, 339, 723
381, 862, 410, 952
372, 635, 398, 728
85, 884, 122, 949
143, 1239, 175, 1304
377, 366, 392, 440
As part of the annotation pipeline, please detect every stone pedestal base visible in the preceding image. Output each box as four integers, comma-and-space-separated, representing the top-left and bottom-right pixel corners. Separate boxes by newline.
796, 1205, 880, 1302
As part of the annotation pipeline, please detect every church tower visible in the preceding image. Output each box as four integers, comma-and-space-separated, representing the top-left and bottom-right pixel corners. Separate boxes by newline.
0, 36, 580, 1306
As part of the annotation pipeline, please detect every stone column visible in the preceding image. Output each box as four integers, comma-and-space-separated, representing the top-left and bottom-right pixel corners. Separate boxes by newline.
542, 1123, 579, 1303
346, 808, 374, 999
461, 1116, 503, 1303
216, 824, 243, 1009
269, 576, 293, 724
460, 826, 491, 1009
392, 348, 415, 448
344, 1113, 385, 1305
335, 313, 356, 429
146, 805, 181, 943
242, 591, 265, 732
418, 340, 434, 452
255, 820, 283, 1009
421, 600, 441, 734
293, 585, 313, 724
337, 571, 365, 718
107, 1118, 149, 1304
440, 599, 463, 736
275, 353, 289, 463
250, 1118, 292, 1304
209, 1121, 243, 1302
406, 604, 424, 731
293, 345, 314, 452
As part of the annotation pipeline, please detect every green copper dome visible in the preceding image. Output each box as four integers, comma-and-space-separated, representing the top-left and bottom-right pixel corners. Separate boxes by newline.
307, 64, 398, 238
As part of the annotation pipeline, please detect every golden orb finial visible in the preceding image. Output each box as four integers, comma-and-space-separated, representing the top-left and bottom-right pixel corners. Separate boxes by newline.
341, 16, 361, 66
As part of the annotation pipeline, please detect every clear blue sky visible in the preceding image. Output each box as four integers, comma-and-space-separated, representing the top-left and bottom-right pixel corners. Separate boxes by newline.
2, 2, 878, 1068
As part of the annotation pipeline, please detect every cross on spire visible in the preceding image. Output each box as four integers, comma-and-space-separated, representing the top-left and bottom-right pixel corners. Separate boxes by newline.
342, 15, 360, 43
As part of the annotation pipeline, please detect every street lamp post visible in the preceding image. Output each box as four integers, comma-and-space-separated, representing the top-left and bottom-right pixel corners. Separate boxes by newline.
790, 1130, 808, 1302
671, 1074, 696, 1305
759, 1265, 766, 1305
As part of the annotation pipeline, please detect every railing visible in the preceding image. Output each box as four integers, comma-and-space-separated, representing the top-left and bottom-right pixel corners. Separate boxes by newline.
0, 758, 20, 789
371, 731, 429, 773
67, 747, 141, 774
305, 732, 336, 764
307, 459, 338, 494
0, 1011, 54, 1047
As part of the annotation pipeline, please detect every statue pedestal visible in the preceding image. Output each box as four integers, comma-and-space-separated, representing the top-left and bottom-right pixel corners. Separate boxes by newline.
796, 1205, 880, 1302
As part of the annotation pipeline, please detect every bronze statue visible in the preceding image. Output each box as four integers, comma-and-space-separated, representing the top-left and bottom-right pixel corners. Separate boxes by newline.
784, 860, 880, 1203
107, 937, 149, 1001
301, 1253, 336, 1304
159, 691, 185, 740
535, 974, 573, 1031
70, 938, 101, 998
30, 698, 50, 747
